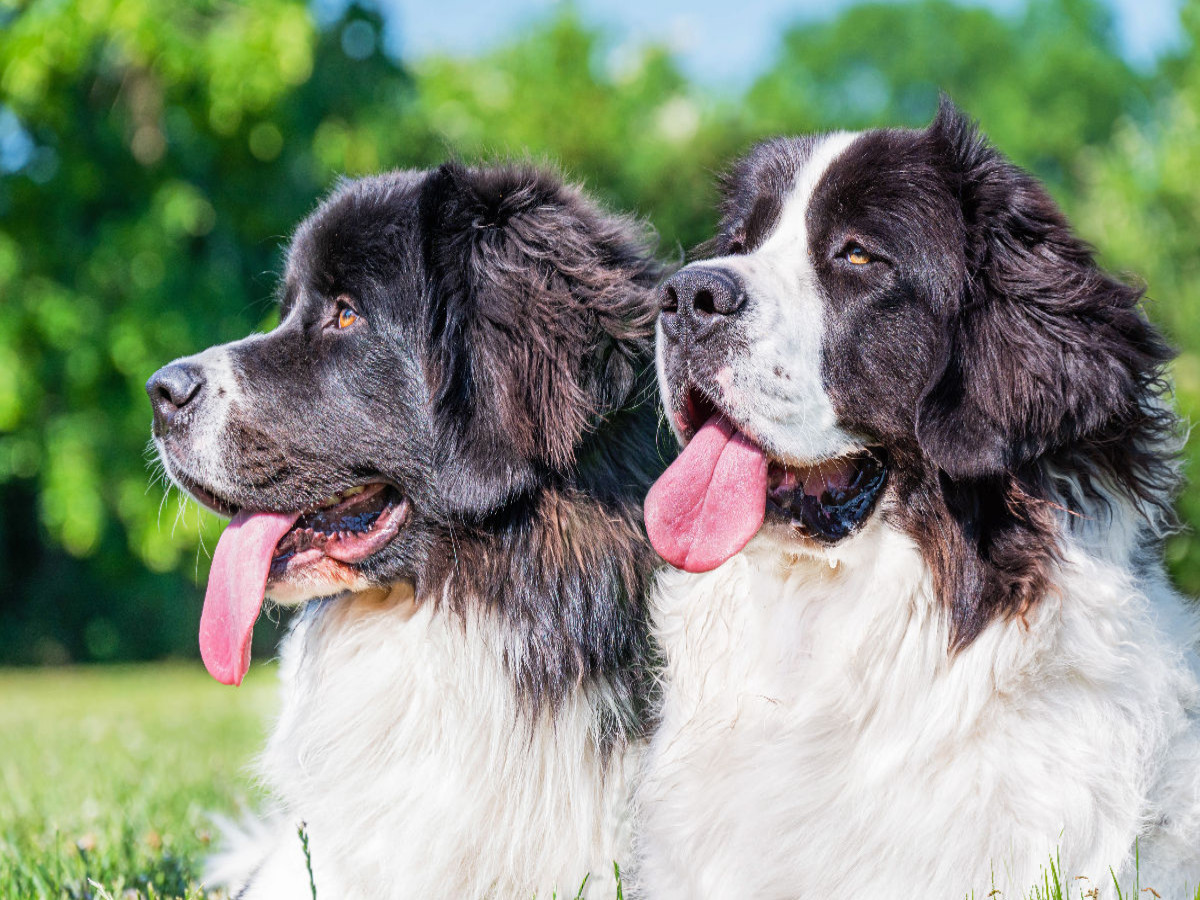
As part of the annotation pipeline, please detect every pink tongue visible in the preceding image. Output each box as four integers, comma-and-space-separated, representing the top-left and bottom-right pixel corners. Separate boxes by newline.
200, 510, 299, 686
645, 414, 768, 573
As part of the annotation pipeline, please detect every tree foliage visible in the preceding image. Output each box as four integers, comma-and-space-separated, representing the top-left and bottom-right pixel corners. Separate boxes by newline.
1, 0, 1197, 663
746, 0, 1153, 187
1072, 1, 1200, 582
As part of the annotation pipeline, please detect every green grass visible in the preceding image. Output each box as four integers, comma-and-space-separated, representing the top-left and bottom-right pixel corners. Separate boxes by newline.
0, 664, 275, 899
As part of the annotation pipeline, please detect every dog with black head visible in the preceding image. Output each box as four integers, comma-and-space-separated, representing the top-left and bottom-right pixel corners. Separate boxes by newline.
635, 100, 1200, 898
147, 163, 664, 899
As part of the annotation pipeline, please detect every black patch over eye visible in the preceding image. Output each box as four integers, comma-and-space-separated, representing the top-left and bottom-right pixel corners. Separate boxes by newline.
742, 193, 781, 251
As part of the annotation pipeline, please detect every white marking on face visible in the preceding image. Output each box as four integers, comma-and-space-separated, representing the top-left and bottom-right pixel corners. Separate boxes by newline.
678, 131, 863, 464
655, 317, 683, 437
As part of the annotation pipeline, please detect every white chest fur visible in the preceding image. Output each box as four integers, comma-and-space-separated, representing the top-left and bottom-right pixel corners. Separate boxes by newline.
634, 519, 1200, 899
213, 584, 636, 900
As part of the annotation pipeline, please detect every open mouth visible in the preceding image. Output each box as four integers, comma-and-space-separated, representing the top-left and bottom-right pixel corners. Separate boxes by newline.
168, 471, 413, 686
683, 387, 887, 541
645, 386, 889, 572
765, 450, 887, 543
270, 482, 411, 577
170, 470, 411, 573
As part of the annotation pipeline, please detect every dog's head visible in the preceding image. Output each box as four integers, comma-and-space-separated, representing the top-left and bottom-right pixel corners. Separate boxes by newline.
149, 164, 661, 686
646, 99, 1175, 644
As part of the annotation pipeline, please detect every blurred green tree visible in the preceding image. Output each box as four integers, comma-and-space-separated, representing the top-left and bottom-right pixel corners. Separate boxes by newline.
0, 0, 1195, 663
745, 0, 1154, 189
1072, 1, 1200, 591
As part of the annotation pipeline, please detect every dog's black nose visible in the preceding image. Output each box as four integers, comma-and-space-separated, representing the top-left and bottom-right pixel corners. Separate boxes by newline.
660, 266, 747, 340
146, 362, 205, 432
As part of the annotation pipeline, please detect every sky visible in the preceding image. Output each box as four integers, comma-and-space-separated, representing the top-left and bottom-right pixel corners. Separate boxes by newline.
351, 0, 1187, 88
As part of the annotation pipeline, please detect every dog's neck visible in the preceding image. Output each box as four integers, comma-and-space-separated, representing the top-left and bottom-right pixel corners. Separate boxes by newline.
424, 396, 664, 741
260, 573, 636, 899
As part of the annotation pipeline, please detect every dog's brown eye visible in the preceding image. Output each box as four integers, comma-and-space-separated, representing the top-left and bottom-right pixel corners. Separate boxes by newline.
844, 244, 872, 265
335, 302, 360, 329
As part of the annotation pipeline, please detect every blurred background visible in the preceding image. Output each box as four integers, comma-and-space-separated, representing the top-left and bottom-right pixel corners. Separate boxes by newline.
2, 0, 1199, 667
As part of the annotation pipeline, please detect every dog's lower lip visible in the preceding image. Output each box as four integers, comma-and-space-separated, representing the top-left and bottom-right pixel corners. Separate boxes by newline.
170, 470, 240, 518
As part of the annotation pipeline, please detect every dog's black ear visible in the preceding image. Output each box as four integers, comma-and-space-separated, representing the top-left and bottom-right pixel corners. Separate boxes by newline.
914, 97, 1171, 482
419, 162, 660, 518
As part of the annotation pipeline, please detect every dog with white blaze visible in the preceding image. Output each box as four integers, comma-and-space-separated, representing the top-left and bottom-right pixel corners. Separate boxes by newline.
633, 100, 1200, 899
145, 164, 666, 899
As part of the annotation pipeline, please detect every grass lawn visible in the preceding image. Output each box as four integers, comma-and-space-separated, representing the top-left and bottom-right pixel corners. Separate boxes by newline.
0, 664, 276, 899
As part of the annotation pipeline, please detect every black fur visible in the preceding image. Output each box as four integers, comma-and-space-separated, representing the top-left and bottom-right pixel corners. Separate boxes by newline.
153, 163, 666, 732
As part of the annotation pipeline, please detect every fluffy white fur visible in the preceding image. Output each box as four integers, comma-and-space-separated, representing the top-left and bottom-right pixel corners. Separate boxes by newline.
634, 495, 1200, 899
208, 582, 636, 900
